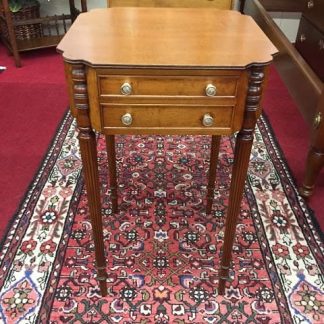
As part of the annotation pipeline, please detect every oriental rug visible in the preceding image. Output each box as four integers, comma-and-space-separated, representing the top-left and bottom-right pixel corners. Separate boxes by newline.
0, 112, 323, 324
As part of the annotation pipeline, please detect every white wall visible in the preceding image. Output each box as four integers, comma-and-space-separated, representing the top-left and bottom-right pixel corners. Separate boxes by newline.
269, 12, 301, 43
39, 0, 106, 16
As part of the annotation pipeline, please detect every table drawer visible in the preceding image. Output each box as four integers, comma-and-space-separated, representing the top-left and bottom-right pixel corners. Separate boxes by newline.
98, 75, 239, 98
295, 16, 324, 82
101, 104, 235, 134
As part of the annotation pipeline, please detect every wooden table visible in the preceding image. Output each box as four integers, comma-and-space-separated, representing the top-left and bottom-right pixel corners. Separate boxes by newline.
57, 7, 276, 296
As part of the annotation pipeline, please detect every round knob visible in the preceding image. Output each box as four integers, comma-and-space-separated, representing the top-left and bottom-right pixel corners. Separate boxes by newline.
205, 84, 217, 97
120, 82, 132, 95
121, 113, 133, 126
313, 112, 322, 129
202, 113, 214, 127
300, 33, 306, 42
307, 0, 314, 8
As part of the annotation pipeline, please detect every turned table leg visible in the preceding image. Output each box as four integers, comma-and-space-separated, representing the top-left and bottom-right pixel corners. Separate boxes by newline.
71, 64, 107, 296
299, 148, 324, 198
300, 93, 324, 198
206, 135, 221, 214
105, 135, 118, 214
218, 66, 266, 295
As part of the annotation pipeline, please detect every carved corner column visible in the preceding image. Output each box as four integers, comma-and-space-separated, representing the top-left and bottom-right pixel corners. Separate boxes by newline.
70, 63, 108, 296
218, 65, 266, 295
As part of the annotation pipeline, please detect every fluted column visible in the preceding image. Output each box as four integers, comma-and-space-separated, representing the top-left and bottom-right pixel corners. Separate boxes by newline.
70, 63, 107, 296
219, 65, 266, 295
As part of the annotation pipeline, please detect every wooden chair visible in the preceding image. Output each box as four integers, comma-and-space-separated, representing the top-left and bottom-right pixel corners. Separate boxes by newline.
0, 0, 87, 67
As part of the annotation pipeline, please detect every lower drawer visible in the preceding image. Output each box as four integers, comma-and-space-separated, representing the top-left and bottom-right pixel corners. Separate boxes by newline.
101, 104, 236, 135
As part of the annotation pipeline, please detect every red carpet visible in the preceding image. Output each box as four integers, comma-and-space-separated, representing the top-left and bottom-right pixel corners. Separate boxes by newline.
0, 46, 68, 239
0, 43, 323, 240
262, 67, 323, 232
0, 112, 323, 323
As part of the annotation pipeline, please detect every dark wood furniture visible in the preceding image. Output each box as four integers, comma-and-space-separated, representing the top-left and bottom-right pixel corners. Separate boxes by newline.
258, 0, 309, 12
244, 0, 324, 198
0, 0, 87, 67
295, 1, 324, 83
57, 7, 276, 296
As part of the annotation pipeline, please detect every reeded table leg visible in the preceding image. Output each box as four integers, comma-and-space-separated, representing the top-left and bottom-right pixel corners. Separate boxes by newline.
218, 66, 266, 295
218, 130, 254, 295
70, 63, 107, 296
206, 135, 221, 214
79, 130, 108, 296
105, 135, 118, 213
300, 96, 324, 198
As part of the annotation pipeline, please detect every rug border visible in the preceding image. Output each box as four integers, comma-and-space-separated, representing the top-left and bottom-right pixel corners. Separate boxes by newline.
261, 112, 323, 240
0, 108, 70, 251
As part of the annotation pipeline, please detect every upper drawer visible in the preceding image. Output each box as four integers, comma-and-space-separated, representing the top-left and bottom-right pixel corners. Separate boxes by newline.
295, 16, 324, 81
98, 75, 239, 98
303, 0, 324, 32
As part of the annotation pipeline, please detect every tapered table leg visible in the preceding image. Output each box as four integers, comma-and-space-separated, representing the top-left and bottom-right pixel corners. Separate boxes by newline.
70, 63, 107, 296
218, 66, 266, 295
299, 147, 324, 197
79, 130, 108, 296
300, 95, 324, 198
218, 131, 254, 295
105, 135, 118, 214
206, 135, 221, 214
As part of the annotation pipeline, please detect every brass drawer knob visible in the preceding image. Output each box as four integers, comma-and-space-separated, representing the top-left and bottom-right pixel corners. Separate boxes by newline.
120, 82, 132, 95
202, 113, 214, 127
121, 113, 133, 126
300, 33, 306, 42
205, 84, 217, 97
307, 0, 314, 8
313, 112, 322, 129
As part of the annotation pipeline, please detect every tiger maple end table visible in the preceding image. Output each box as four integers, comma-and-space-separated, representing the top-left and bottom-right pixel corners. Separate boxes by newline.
57, 7, 277, 296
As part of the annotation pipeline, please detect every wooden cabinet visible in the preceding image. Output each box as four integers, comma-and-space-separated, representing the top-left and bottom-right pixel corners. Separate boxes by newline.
258, 0, 308, 12
295, 16, 324, 82
244, 0, 324, 197
295, 0, 324, 82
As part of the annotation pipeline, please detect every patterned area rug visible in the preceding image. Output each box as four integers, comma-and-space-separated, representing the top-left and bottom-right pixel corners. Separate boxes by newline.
0, 112, 323, 324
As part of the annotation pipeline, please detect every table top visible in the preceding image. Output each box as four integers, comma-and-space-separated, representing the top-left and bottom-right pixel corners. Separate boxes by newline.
57, 7, 277, 68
